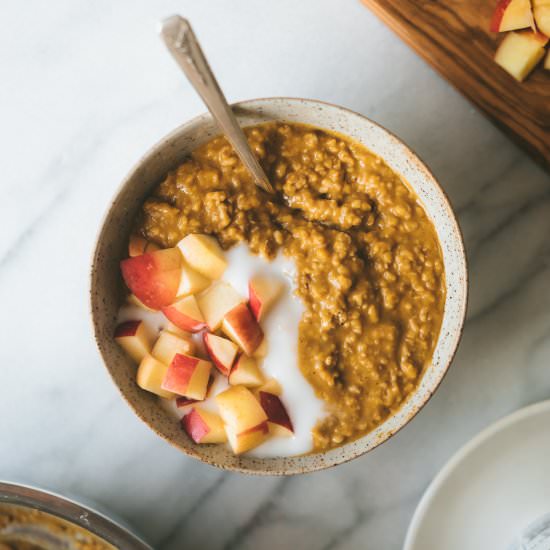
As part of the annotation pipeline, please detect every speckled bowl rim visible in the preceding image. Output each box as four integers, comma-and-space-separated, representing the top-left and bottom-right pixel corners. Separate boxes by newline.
90, 97, 468, 475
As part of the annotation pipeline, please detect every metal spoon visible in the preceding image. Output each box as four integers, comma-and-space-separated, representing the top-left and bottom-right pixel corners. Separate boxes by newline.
159, 16, 274, 194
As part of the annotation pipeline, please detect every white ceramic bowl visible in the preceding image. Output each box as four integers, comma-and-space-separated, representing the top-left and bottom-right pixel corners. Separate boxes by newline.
91, 97, 468, 475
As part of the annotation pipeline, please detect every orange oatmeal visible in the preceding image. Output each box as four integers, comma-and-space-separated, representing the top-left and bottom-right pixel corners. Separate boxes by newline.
135, 121, 446, 451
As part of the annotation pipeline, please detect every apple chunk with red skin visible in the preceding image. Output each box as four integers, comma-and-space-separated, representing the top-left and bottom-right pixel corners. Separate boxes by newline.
222, 303, 264, 355
177, 234, 227, 279
215, 385, 269, 454
203, 333, 239, 376
151, 330, 195, 365
161, 353, 212, 400
114, 320, 153, 363
495, 30, 548, 81
182, 407, 227, 443
176, 376, 215, 408
228, 355, 264, 387
196, 282, 245, 331
128, 234, 160, 257
162, 295, 206, 333
137, 355, 174, 398
491, 0, 534, 32
248, 275, 284, 321
259, 391, 294, 437
121, 248, 182, 310
225, 422, 269, 454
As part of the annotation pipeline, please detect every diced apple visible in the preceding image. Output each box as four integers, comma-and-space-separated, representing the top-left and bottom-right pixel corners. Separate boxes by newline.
259, 391, 294, 437
177, 234, 227, 279
127, 294, 156, 312
215, 385, 268, 433
494, 30, 547, 81
162, 295, 206, 333
253, 338, 268, 359
248, 276, 284, 321
128, 234, 160, 257
222, 303, 264, 355
257, 378, 282, 396
490, 0, 535, 32
182, 407, 227, 444
121, 248, 182, 310
176, 260, 211, 298
137, 355, 174, 398
225, 422, 269, 454
114, 320, 153, 363
163, 320, 191, 339
533, 0, 550, 35
176, 376, 214, 408
161, 353, 212, 400
196, 282, 245, 331
151, 330, 195, 365
203, 333, 239, 376
216, 386, 269, 454
228, 355, 264, 387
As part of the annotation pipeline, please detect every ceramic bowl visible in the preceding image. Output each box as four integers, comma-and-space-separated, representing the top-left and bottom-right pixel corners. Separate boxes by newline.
91, 97, 468, 475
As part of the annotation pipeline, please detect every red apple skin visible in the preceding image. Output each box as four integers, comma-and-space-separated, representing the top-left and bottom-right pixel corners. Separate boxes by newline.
239, 420, 269, 436
162, 354, 198, 394
223, 303, 264, 355
162, 305, 206, 333
114, 320, 141, 338
176, 395, 198, 408
259, 391, 294, 433
182, 408, 210, 443
202, 333, 238, 376
175, 376, 214, 408
120, 249, 181, 310
248, 285, 262, 321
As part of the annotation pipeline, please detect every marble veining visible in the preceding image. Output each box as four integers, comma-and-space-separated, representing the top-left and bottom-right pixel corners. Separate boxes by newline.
1, 0, 549, 548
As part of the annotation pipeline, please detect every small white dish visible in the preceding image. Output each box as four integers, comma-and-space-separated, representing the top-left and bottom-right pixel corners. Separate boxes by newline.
404, 400, 550, 550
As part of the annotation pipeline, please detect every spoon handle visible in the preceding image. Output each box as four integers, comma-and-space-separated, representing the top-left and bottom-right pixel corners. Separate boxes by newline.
159, 16, 274, 194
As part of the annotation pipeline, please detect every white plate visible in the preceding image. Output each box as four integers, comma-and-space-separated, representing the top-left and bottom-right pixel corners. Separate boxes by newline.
404, 400, 550, 550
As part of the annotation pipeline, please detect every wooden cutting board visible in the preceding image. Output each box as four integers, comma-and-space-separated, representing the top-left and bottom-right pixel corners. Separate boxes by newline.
361, 0, 550, 171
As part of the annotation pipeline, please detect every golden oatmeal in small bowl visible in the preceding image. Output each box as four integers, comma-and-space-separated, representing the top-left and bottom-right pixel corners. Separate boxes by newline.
116, 121, 445, 454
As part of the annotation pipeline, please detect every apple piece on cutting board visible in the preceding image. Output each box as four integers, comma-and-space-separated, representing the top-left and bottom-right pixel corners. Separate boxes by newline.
494, 30, 548, 81
533, 0, 550, 36
491, 0, 535, 32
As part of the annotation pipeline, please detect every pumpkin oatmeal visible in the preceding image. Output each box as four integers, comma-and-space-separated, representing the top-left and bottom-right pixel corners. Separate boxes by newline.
136, 121, 446, 451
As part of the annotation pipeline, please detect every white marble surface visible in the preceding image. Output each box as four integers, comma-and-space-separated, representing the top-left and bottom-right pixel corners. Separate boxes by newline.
1, 0, 549, 548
